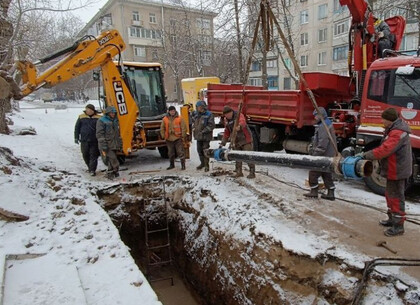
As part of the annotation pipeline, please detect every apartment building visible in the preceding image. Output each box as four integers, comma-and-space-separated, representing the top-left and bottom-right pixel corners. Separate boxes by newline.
249, 0, 419, 90
80, 0, 217, 101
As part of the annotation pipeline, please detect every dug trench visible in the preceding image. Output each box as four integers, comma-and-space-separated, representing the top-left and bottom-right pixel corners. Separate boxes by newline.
97, 175, 419, 305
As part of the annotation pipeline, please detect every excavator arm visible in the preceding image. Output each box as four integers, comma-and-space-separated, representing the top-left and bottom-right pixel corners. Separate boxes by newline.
16, 30, 140, 155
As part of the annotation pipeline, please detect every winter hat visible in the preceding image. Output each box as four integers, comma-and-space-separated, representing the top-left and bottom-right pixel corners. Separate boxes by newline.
313, 107, 328, 118
223, 105, 233, 114
381, 107, 398, 122
105, 106, 117, 114
85, 104, 96, 111
168, 106, 176, 111
196, 100, 206, 108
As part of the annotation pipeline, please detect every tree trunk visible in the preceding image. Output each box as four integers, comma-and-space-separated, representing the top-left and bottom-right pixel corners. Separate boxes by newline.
0, 99, 9, 134
234, 0, 244, 84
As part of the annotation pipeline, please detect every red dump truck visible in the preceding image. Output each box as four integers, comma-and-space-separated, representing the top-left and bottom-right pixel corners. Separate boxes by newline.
207, 0, 420, 195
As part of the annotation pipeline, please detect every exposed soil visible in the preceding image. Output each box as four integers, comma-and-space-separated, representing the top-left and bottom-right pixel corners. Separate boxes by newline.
97, 175, 420, 305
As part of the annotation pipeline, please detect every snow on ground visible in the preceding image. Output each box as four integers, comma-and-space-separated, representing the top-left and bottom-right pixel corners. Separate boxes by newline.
1, 100, 419, 304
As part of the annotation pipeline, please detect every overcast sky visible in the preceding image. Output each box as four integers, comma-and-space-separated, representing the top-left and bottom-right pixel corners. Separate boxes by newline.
77, 0, 109, 23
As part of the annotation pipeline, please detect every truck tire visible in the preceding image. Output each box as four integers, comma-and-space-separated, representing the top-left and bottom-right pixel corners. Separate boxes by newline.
363, 160, 386, 196
250, 127, 260, 151
158, 146, 169, 158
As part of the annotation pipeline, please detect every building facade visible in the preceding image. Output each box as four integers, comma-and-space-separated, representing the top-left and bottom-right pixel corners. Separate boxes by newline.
80, 0, 217, 101
249, 0, 419, 90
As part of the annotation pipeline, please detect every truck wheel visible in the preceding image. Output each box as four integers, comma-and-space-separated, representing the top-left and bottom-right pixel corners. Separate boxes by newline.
158, 146, 169, 158
250, 127, 260, 151
363, 160, 386, 196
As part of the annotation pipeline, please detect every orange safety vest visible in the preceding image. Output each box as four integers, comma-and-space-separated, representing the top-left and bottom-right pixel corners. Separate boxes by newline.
163, 116, 182, 139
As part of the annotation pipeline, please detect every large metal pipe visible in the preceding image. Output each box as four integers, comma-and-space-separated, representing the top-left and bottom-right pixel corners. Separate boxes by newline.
207, 148, 373, 179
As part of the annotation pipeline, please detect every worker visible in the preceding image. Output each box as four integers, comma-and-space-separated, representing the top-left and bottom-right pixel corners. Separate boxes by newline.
74, 104, 101, 176
220, 105, 255, 179
96, 106, 123, 179
193, 100, 215, 172
304, 107, 336, 200
160, 106, 187, 170
361, 108, 412, 237
373, 16, 393, 58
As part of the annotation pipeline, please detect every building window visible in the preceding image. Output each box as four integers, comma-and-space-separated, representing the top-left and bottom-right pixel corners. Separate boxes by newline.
318, 51, 327, 65
152, 50, 159, 60
334, 21, 348, 36
200, 51, 211, 66
134, 45, 146, 57
300, 32, 308, 46
149, 13, 156, 24
284, 0, 291, 6
300, 10, 308, 24
318, 4, 328, 20
132, 11, 140, 21
170, 19, 176, 27
318, 28, 327, 43
251, 61, 262, 71
250, 78, 262, 86
284, 58, 292, 70
400, 35, 419, 51
283, 77, 291, 90
333, 45, 348, 61
300, 55, 308, 67
130, 27, 161, 40
333, 0, 345, 13
197, 18, 210, 29
200, 35, 212, 45
267, 59, 277, 68
267, 76, 278, 89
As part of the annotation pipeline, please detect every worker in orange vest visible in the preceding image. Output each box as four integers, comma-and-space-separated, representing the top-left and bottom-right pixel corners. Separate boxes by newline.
160, 106, 187, 170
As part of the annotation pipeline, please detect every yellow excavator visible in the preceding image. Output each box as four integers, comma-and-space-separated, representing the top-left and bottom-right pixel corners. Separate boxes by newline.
16, 29, 189, 159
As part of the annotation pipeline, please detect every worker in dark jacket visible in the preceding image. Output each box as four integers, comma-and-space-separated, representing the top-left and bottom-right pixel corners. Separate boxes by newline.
304, 107, 337, 200
193, 100, 215, 172
74, 104, 101, 176
96, 106, 123, 179
363, 108, 412, 236
374, 17, 393, 58
220, 105, 255, 179
160, 106, 187, 170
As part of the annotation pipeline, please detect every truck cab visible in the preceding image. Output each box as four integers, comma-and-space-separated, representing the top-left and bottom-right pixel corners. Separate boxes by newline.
357, 54, 420, 193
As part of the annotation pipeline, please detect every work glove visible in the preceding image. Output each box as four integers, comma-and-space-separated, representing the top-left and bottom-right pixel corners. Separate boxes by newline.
74, 139, 79, 144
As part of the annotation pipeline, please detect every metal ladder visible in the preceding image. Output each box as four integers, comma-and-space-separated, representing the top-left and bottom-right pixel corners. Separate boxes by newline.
144, 178, 174, 285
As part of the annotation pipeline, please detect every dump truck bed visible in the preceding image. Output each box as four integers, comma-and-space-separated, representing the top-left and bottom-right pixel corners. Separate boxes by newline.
207, 72, 354, 129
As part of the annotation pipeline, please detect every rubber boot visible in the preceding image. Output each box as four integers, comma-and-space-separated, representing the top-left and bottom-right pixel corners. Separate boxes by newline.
321, 188, 335, 201
181, 159, 186, 170
247, 165, 255, 179
233, 163, 243, 178
384, 215, 405, 237
196, 156, 205, 170
304, 187, 318, 198
379, 211, 393, 227
204, 158, 209, 172
167, 159, 175, 170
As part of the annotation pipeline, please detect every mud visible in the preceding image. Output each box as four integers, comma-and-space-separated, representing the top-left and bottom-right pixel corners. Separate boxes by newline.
97, 176, 420, 305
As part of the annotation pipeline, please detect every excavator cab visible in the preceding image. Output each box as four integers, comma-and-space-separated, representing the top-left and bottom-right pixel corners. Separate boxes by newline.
120, 62, 167, 120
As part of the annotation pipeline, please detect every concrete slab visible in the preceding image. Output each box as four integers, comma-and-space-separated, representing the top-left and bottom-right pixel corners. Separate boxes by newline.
2, 254, 87, 305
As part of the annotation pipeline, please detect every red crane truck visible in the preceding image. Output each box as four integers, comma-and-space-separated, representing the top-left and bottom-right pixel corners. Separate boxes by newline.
207, 0, 420, 195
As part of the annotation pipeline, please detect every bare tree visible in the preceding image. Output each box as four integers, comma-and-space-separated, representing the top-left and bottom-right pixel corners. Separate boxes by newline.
0, 0, 94, 134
